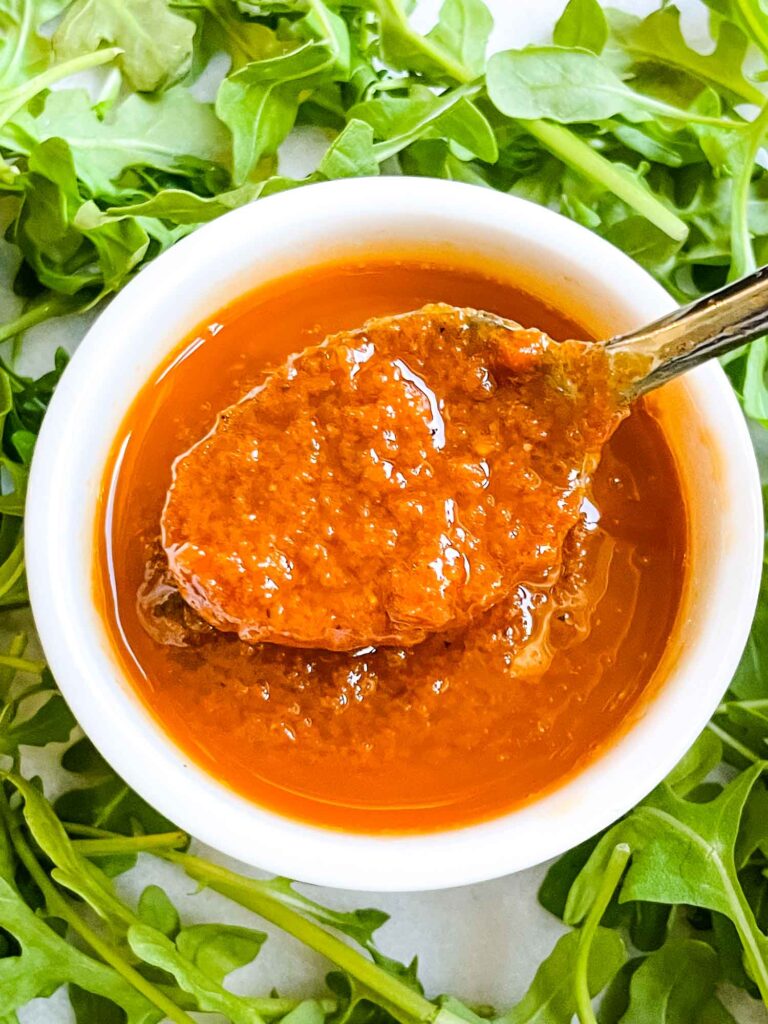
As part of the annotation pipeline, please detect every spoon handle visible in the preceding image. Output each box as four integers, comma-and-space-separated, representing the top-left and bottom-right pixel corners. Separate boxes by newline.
606, 264, 768, 396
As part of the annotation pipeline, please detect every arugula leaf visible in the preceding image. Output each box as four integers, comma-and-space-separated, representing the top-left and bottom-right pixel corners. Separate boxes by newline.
55, 736, 177, 840
216, 0, 350, 182
138, 884, 181, 938
566, 765, 768, 1003
317, 119, 379, 178
371, 0, 475, 82
701, 0, 768, 61
538, 834, 603, 921
0, 692, 75, 753
70, 984, 142, 1024
2, 87, 229, 195
665, 729, 724, 795
553, 0, 608, 54
180, 0, 281, 73
0, 0, 72, 89
253, 877, 390, 948
424, 0, 494, 78
486, 46, 737, 125
127, 924, 267, 1024
0, 875, 162, 1023
496, 928, 625, 1024
399, 138, 490, 185
616, 939, 737, 1023
612, 6, 764, 107
53, 0, 196, 92
175, 922, 267, 982
350, 83, 497, 162
76, 183, 267, 226
159, 850, 451, 1024
13, 138, 148, 295
6, 772, 137, 928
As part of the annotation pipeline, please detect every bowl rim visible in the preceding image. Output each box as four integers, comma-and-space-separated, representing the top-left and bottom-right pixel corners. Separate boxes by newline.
25, 176, 764, 892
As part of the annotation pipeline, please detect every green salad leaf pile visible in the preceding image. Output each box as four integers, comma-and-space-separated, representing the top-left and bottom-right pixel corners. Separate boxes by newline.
1, 0, 768, 1021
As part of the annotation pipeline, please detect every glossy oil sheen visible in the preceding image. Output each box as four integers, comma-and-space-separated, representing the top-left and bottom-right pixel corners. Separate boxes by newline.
96, 260, 688, 834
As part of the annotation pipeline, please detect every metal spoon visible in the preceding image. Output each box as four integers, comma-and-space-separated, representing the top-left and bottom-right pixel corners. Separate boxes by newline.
605, 264, 768, 397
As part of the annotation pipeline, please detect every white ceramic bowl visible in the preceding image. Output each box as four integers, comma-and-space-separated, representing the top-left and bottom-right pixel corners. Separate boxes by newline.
26, 178, 763, 891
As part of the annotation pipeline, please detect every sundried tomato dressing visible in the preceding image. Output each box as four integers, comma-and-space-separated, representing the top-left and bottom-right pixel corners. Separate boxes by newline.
161, 304, 627, 652
96, 260, 687, 833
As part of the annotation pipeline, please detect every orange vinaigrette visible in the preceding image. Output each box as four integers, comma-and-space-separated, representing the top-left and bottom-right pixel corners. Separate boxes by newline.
96, 260, 687, 833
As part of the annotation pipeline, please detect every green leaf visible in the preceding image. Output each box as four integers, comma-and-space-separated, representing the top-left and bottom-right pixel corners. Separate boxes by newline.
0, 529, 25, 607
553, 0, 608, 54
599, 958, 642, 1024
665, 729, 724, 796
259, 877, 389, 948
424, 0, 493, 78
280, 1001, 330, 1024
538, 834, 602, 920
3, 88, 230, 195
55, 737, 178, 838
127, 924, 265, 1024
400, 138, 490, 185
566, 766, 768, 1003
486, 45, 725, 124
371, 0, 471, 81
744, 335, 768, 420
350, 84, 497, 162
701, 0, 768, 62
497, 928, 625, 1024
78, 173, 305, 228
5, 773, 134, 928
216, 0, 350, 182
617, 939, 737, 1023
0, 874, 160, 1023
53, 0, 196, 92
175, 923, 267, 982
0, 693, 75, 752
0, 0, 71, 89
70, 985, 135, 1024
613, 6, 764, 106
317, 120, 379, 178
138, 885, 181, 939
12, 138, 149, 296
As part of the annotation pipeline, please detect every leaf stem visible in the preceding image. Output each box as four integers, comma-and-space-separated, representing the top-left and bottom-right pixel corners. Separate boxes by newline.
719, 699, 768, 713
63, 820, 126, 837
0, 654, 45, 674
0, 632, 26, 697
707, 721, 763, 765
730, 102, 768, 281
0, 295, 85, 345
640, 100, 748, 130
161, 849, 457, 1024
2, 794, 198, 1024
74, 830, 188, 856
523, 119, 689, 240
574, 844, 630, 1024
734, 0, 768, 60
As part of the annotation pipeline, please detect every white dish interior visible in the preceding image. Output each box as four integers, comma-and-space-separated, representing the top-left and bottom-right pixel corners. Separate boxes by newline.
26, 177, 763, 891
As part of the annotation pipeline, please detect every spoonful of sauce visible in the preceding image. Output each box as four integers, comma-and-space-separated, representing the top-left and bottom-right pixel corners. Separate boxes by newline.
158, 266, 768, 652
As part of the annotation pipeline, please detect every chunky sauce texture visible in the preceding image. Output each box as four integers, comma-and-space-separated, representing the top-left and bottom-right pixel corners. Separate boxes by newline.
97, 261, 688, 833
162, 304, 626, 651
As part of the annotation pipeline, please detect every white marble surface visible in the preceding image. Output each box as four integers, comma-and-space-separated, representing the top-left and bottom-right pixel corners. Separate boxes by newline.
11, 1, 768, 1021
